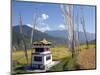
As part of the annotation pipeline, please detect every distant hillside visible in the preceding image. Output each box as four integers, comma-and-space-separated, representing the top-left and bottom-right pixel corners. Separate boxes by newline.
88, 39, 96, 44
46, 30, 96, 43
12, 25, 67, 50
12, 25, 96, 50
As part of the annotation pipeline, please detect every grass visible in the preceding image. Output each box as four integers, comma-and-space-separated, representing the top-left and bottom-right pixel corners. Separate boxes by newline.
49, 44, 96, 71
12, 46, 71, 64
12, 50, 31, 64
76, 48, 96, 69
12, 50, 32, 74
79, 44, 96, 51
49, 56, 80, 72
12, 46, 71, 74
50, 46, 71, 61
12, 44, 96, 74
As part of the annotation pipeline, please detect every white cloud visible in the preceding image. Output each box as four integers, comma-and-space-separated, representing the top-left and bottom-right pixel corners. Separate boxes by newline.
58, 24, 65, 30
26, 24, 51, 32
35, 13, 49, 26
26, 24, 33, 28
36, 25, 50, 32
41, 14, 49, 20
26, 13, 50, 32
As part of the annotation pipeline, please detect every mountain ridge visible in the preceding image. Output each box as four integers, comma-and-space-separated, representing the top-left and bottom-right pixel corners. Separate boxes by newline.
45, 30, 95, 43
12, 25, 95, 50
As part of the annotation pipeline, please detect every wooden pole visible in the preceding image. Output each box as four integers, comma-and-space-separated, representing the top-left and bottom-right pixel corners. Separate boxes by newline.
60, 5, 75, 58
19, 14, 28, 64
76, 10, 80, 53
30, 11, 37, 67
80, 8, 89, 49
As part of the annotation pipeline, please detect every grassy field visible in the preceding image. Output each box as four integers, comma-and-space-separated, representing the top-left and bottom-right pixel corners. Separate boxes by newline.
12, 50, 31, 65
76, 48, 96, 69
49, 44, 96, 71
12, 44, 96, 74
50, 46, 71, 61
12, 46, 71, 64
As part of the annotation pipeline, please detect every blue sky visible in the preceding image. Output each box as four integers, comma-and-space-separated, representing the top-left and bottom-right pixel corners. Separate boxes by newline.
12, 0, 96, 33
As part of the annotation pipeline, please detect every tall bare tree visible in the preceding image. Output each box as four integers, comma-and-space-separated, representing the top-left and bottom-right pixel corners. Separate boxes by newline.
61, 4, 75, 57
80, 8, 89, 49
75, 11, 80, 53
30, 12, 37, 67
19, 14, 28, 64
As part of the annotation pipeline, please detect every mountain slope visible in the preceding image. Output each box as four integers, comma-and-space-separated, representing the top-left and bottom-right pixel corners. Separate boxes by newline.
12, 25, 95, 50
12, 25, 67, 50
46, 30, 95, 43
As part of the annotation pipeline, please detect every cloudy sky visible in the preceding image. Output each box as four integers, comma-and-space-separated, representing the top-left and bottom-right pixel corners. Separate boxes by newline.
12, 0, 96, 33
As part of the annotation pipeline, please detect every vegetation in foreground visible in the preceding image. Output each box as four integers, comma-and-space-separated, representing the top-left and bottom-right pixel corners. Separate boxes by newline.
12, 44, 96, 74
76, 48, 96, 69
49, 56, 80, 72
49, 44, 96, 71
